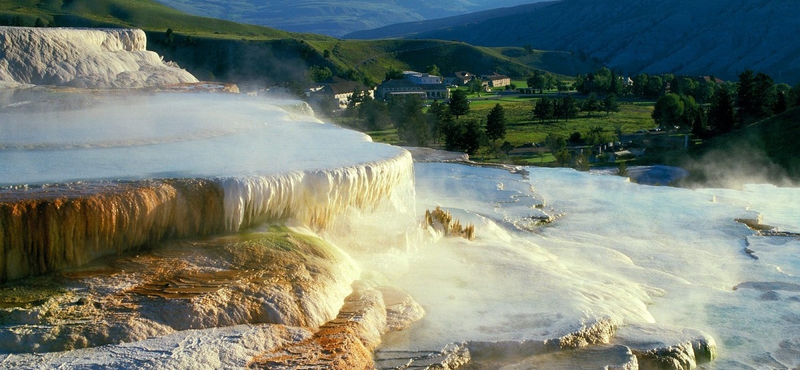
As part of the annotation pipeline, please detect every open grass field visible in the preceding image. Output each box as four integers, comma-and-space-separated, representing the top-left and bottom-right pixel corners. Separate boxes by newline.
361, 94, 657, 165
463, 96, 655, 147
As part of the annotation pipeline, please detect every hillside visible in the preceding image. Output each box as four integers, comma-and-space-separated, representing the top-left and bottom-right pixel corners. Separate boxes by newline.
148, 0, 550, 37
352, 0, 800, 84
0, 0, 594, 87
669, 108, 800, 187
0, 0, 307, 40
344, 2, 557, 40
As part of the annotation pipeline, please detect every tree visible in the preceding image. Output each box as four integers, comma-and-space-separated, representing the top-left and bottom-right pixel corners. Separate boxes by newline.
789, 83, 800, 109
358, 96, 391, 131
34, 17, 46, 27
582, 93, 601, 117
708, 87, 735, 135
533, 97, 555, 123
308, 65, 332, 83
527, 70, 546, 93
561, 96, 579, 121
736, 70, 774, 125
586, 126, 614, 145
443, 119, 483, 155
466, 79, 484, 94
425, 64, 440, 76
485, 104, 507, 146
645, 75, 663, 98
501, 141, 514, 156
652, 93, 684, 129
385, 67, 404, 81
523, 44, 534, 55
449, 89, 470, 119
617, 161, 629, 177
427, 101, 456, 144
603, 94, 620, 115
774, 91, 788, 114
461, 119, 485, 155
323, 49, 331, 58
544, 133, 567, 154
678, 94, 699, 129
574, 153, 590, 171
164, 28, 175, 45
392, 95, 430, 146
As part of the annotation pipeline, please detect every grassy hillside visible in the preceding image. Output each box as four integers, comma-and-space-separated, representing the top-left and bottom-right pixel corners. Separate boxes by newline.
667, 108, 800, 187
149, 0, 546, 37
0, 0, 311, 40
0, 0, 592, 87
344, 2, 557, 40
305, 39, 593, 83
352, 0, 800, 84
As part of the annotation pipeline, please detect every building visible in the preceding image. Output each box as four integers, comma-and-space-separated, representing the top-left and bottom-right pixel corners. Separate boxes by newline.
482, 73, 511, 88
450, 71, 475, 86
308, 77, 373, 110
376, 73, 450, 101
403, 71, 442, 85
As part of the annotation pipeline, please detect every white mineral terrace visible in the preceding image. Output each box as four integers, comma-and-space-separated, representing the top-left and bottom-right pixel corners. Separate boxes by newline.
0, 93, 415, 281
0, 27, 197, 88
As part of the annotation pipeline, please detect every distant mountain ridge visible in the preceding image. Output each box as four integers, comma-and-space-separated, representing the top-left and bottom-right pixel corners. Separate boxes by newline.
344, 2, 558, 40
149, 0, 551, 37
350, 0, 800, 84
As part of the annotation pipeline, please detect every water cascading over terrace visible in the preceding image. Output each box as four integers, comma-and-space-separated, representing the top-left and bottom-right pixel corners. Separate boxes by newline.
0, 92, 415, 282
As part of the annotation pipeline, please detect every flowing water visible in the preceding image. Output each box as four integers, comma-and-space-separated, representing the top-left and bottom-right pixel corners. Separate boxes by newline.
1, 92, 799, 369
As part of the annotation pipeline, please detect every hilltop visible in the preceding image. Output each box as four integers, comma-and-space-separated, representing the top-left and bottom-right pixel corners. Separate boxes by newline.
0, 0, 591, 87
148, 0, 548, 37
350, 0, 800, 84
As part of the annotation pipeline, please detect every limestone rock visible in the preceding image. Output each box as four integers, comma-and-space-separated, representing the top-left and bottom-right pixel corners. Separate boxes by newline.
612, 323, 716, 370
375, 342, 471, 370
0, 27, 198, 88
250, 283, 426, 369
0, 230, 359, 353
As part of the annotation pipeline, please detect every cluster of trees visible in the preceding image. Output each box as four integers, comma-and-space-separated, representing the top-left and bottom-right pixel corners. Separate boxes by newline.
575, 67, 719, 103
344, 89, 508, 156
526, 70, 569, 93
1, 16, 50, 27
531, 93, 619, 123
652, 70, 800, 138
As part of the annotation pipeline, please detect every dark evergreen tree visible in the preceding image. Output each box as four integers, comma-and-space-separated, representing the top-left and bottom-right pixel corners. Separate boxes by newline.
449, 89, 470, 119
392, 95, 430, 146
754, 72, 776, 118
774, 91, 788, 114
789, 83, 800, 109
736, 70, 758, 126
708, 87, 735, 134
603, 94, 620, 115
485, 104, 507, 145
527, 70, 546, 93
632, 73, 649, 97
533, 97, 555, 123
561, 95, 579, 121
582, 93, 601, 117
461, 119, 484, 155
501, 141, 514, 156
